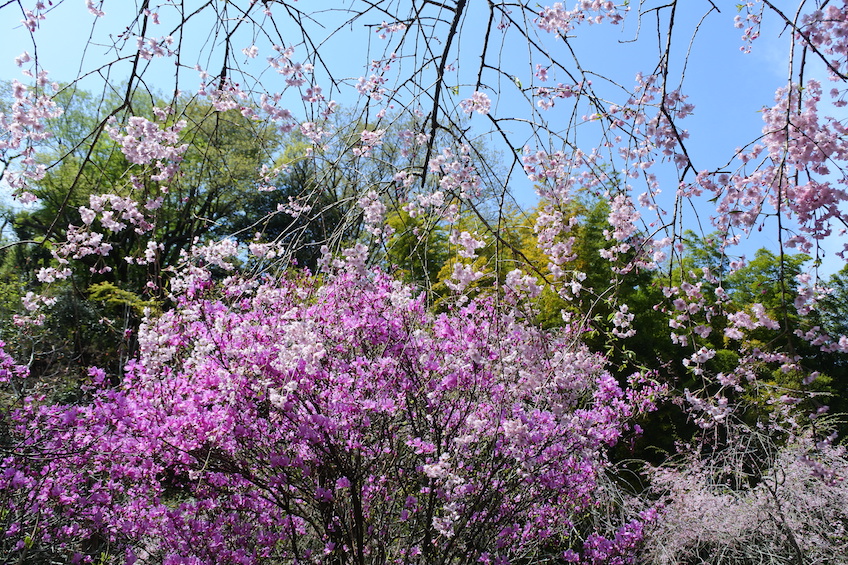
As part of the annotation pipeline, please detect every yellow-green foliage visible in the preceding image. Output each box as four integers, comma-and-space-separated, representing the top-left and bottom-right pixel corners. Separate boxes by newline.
88, 282, 159, 317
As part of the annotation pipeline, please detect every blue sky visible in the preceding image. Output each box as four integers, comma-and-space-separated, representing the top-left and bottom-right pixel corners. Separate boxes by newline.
1, 1, 844, 274
0, 2, 789, 152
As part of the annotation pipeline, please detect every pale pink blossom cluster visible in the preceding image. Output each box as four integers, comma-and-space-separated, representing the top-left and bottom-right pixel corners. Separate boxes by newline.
611, 304, 636, 338
734, 1, 763, 52
136, 240, 163, 265
761, 81, 848, 242
136, 35, 174, 60
248, 241, 284, 260
254, 163, 284, 193
723, 303, 780, 340
166, 239, 243, 298
86, 0, 105, 17
445, 262, 485, 292
791, 273, 848, 353
792, 325, 848, 354
604, 194, 640, 242
536, 1, 626, 34
634, 82, 692, 170
700, 79, 848, 250
266, 45, 314, 87
523, 146, 622, 288
799, 4, 848, 77
604, 74, 694, 179
396, 128, 429, 158
449, 230, 486, 259
534, 205, 578, 280
376, 20, 407, 39
403, 189, 445, 218
259, 93, 297, 132
41, 193, 156, 275
600, 194, 645, 263
106, 116, 188, 181
353, 128, 385, 157
277, 196, 313, 218
392, 170, 415, 199
661, 277, 717, 347
504, 269, 544, 298
535, 82, 585, 110
35, 266, 71, 283
190, 238, 240, 271
522, 146, 602, 203
141, 7, 160, 24
355, 74, 388, 101
357, 190, 388, 236
794, 272, 821, 316
20, 2, 48, 32
682, 346, 716, 376
13, 51, 32, 71
337, 242, 370, 273
80, 194, 152, 234
197, 75, 249, 112
21, 291, 56, 312
53, 225, 112, 264
301, 84, 325, 104
0, 78, 63, 203
430, 146, 482, 199
299, 121, 332, 146
459, 91, 491, 115
267, 44, 294, 73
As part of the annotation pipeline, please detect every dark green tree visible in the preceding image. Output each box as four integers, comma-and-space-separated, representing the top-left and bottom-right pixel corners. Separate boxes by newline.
820, 265, 848, 354
2, 86, 283, 381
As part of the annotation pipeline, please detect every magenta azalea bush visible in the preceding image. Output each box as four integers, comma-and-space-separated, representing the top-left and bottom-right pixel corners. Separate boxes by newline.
1, 262, 659, 564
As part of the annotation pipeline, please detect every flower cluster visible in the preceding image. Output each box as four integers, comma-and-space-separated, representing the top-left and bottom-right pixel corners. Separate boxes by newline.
459, 91, 492, 115
536, 1, 627, 34
1, 264, 655, 564
105, 116, 188, 181
357, 190, 389, 236
0, 78, 63, 203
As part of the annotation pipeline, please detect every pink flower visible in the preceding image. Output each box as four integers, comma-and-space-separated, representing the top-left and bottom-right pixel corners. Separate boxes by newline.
460, 91, 492, 115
